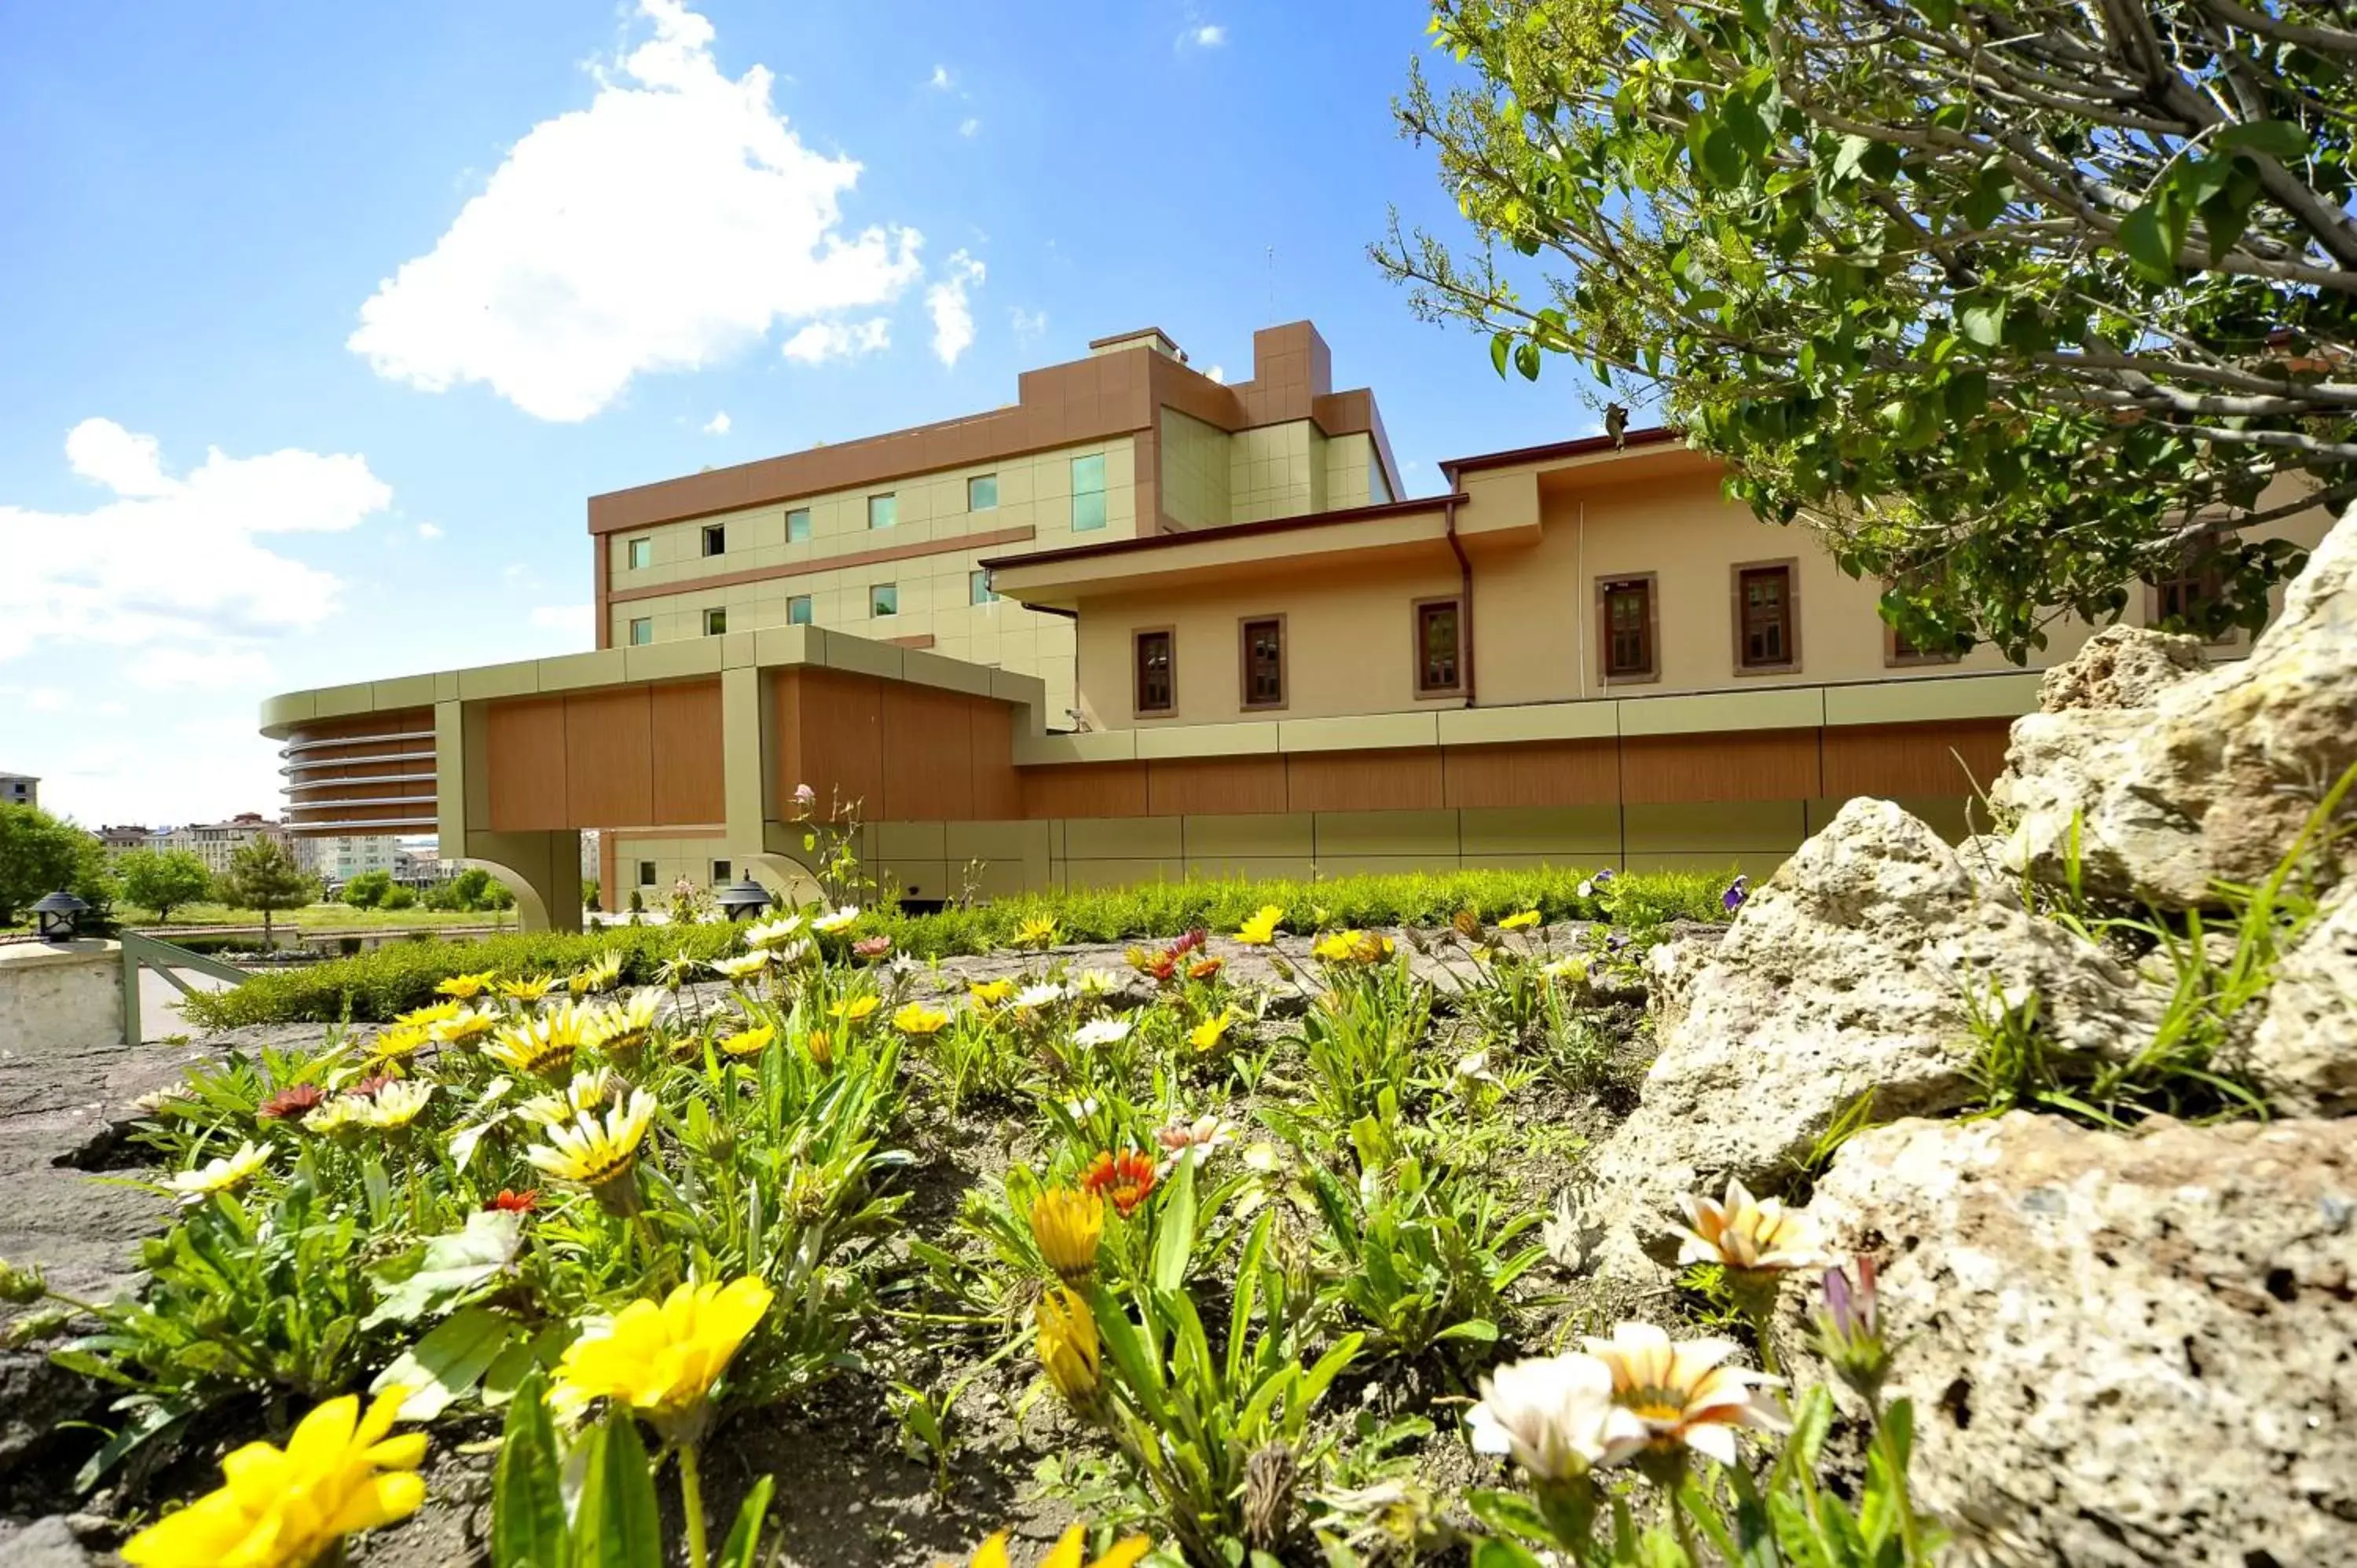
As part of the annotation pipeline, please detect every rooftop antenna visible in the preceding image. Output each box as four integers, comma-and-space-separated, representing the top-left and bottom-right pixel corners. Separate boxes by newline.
1266, 244, 1276, 322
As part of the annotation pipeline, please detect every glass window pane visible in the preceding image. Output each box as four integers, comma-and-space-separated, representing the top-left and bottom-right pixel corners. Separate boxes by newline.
628, 538, 652, 570
968, 474, 998, 511
786, 508, 811, 543
704, 608, 727, 636
970, 570, 994, 605
1072, 490, 1106, 532
629, 618, 653, 647
711, 860, 731, 885
868, 494, 896, 529
1072, 453, 1106, 494
702, 524, 725, 556
871, 584, 898, 616
786, 595, 813, 625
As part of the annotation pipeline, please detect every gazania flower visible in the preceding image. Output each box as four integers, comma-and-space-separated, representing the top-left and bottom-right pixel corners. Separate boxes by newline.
354, 1081, 434, 1130
950, 1524, 1149, 1568
302, 1097, 369, 1137
893, 1002, 951, 1035
163, 1141, 270, 1204
258, 1084, 327, 1121
1080, 1150, 1157, 1218
1154, 1115, 1236, 1172
1808, 1258, 1893, 1405
1188, 1007, 1241, 1052
1186, 956, 1224, 980
1029, 1187, 1104, 1284
1468, 1354, 1636, 1482
348, 1075, 398, 1101
550, 1276, 774, 1445
484, 1189, 540, 1214
1541, 955, 1589, 984
394, 998, 462, 1031
523, 1088, 656, 1211
1072, 1016, 1132, 1049
718, 1024, 775, 1057
427, 1006, 497, 1048
496, 975, 559, 1003
708, 952, 772, 984
1581, 1321, 1786, 1467
804, 1028, 835, 1069
829, 994, 881, 1024
1499, 908, 1542, 932
568, 951, 625, 995
852, 935, 893, 962
516, 1072, 619, 1127
1035, 1285, 1102, 1410
968, 977, 1015, 1008
1014, 982, 1064, 1012
434, 971, 498, 1000
1672, 1179, 1831, 1282
588, 989, 662, 1058
1312, 929, 1395, 965
119, 1387, 427, 1568
1014, 914, 1060, 950
1072, 967, 1123, 996
1234, 905, 1284, 946
483, 1002, 595, 1079
366, 1025, 431, 1064
1453, 1050, 1500, 1087
1721, 874, 1751, 914
743, 914, 806, 951
811, 906, 860, 934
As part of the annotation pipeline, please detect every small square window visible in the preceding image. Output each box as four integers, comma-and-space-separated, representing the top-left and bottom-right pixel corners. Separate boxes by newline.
704, 607, 728, 636
871, 583, 898, 617
786, 507, 812, 543
968, 474, 998, 511
629, 617, 654, 647
636, 860, 657, 887
1072, 454, 1107, 532
868, 493, 897, 530
702, 524, 726, 557
970, 570, 995, 605
627, 537, 653, 570
711, 859, 731, 885
1135, 628, 1175, 715
786, 595, 813, 625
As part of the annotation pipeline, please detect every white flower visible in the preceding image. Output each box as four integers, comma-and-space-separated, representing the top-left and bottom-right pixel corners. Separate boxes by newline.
354, 1080, 434, 1130
1014, 982, 1064, 1011
1072, 968, 1124, 996
708, 952, 772, 981
1468, 1354, 1639, 1482
811, 906, 860, 934
1672, 1179, 1833, 1277
743, 914, 806, 951
1154, 1114, 1237, 1174
1577, 879, 1594, 899
1062, 1096, 1100, 1121
1453, 1050, 1499, 1086
1072, 1017, 1133, 1049
1581, 1321, 1787, 1467
163, 1141, 270, 1204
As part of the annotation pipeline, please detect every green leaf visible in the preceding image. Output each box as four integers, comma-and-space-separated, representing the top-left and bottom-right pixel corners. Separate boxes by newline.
572, 1413, 665, 1568
492, 1369, 568, 1568
2116, 201, 2179, 283
1490, 332, 1512, 379
372, 1305, 522, 1421
1957, 300, 2004, 348
1472, 1541, 1546, 1568
1152, 1152, 1197, 1292
2212, 119, 2310, 160
1434, 1317, 1499, 1344
717, 1475, 775, 1568
1512, 339, 1542, 381
366, 1209, 525, 1327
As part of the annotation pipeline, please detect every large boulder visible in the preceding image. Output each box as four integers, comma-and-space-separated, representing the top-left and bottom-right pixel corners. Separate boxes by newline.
1578, 799, 2155, 1273
2245, 888, 2357, 1116
1798, 1112, 2357, 1568
1995, 504, 2357, 909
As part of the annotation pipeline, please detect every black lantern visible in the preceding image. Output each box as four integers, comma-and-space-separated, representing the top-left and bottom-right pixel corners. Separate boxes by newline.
715, 876, 773, 921
31, 888, 88, 942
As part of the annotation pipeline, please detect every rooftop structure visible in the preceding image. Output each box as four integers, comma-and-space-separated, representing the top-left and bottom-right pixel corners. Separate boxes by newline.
0, 773, 38, 811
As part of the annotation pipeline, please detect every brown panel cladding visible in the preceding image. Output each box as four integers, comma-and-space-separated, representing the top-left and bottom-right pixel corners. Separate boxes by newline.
284, 709, 434, 744
1146, 757, 1289, 816
880, 683, 980, 822
607, 526, 1036, 606
595, 536, 613, 651
486, 695, 570, 830
1821, 718, 2011, 799
648, 678, 726, 825
563, 687, 654, 828
287, 779, 434, 804
294, 757, 435, 782
1620, 731, 1823, 804
1442, 740, 1622, 808
970, 698, 1022, 822
1285, 749, 1446, 814
774, 668, 885, 819
1021, 761, 1150, 819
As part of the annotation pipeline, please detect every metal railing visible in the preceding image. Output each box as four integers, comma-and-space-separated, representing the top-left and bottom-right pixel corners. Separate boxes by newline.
121, 931, 251, 1043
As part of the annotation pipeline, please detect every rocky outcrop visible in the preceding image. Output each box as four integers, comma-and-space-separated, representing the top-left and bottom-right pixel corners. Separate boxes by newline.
1800, 1112, 2357, 1568
2246, 888, 2357, 1116
0, 1517, 93, 1568
1995, 504, 2357, 909
1579, 800, 2155, 1273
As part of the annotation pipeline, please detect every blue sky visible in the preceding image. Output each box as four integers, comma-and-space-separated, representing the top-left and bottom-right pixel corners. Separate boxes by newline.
0, 1, 1604, 826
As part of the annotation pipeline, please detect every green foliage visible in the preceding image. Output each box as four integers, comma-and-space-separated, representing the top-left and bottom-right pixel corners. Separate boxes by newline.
118, 848, 215, 923
381, 882, 417, 910
1378, 0, 2355, 658
342, 870, 394, 909
0, 803, 114, 925
1300, 1154, 1545, 1362
217, 836, 312, 945
423, 866, 515, 913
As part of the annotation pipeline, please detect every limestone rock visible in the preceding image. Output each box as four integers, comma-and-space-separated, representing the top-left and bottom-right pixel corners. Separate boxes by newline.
2246, 888, 2357, 1116
2036, 624, 2206, 713
1581, 800, 2154, 1273
1799, 1112, 2357, 1568
0, 1517, 93, 1568
1996, 503, 2357, 909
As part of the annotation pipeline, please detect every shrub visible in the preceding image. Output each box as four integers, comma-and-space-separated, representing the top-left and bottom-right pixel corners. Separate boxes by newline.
340, 870, 394, 909
381, 884, 417, 910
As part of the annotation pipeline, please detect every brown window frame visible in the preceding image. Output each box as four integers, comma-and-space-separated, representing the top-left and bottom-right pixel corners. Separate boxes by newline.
1730, 558, 1802, 675
1237, 615, 1287, 712
2146, 555, 2236, 646
1595, 573, 1660, 684
1133, 627, 1177, 717
701, 523, 726, 557
1412, 596, 1466, 698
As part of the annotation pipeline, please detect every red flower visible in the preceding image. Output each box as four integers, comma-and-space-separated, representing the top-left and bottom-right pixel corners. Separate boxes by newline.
258, 1084, 326, 1119
1079, 1149, 1159, 1218
1146, 952, 1179, 983
1187, 956, 1225, 981
1171, 928, 1209, 958
349, 1075, 398, 1101
852, 935, 893, 961
485, 1189, 540, 1214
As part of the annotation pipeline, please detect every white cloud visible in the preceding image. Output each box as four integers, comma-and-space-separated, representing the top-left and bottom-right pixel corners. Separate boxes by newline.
1203, 364, 1226, 383
529, 604, 592, 636
958, 116, 981, 138
0, 684, 71, 714
927, 251, 984, 368
1186, 24, 1227, 46
780, 317, 891, 364
0, 419, 389, 665
927, 64, 952, 90
1008, 306, 1047, 340
123, 647, 277, 691
348, 0, 925, 421
416, 520, 444, 540
702, 410, 732, 435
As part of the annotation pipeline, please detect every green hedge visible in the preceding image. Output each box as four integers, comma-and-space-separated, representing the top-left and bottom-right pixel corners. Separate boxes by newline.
182, 864, 1734, 1028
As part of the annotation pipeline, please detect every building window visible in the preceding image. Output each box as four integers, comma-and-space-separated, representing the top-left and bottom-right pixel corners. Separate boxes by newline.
786, 507, 812, 543
1135, 628, 1175, 715
1600, 577, 1657, 681
2150, 553, 2227, 637
1414, 599, 1464, 695
970, 570, 996, 606
702, 523, 726, 557
704, 607, 727, 636
1735, 562, 1798, 671
787, 595, 813, 625
871, 583, 898, 617
711, 859, 731, 885
627, 537, 653, 570
629, 617, 654, 646
1072, 453, 1107, 532
636, 860, 657, 887
1240, 616, 1285, 709
969, 474, 998, 511
868, 493, 897, 530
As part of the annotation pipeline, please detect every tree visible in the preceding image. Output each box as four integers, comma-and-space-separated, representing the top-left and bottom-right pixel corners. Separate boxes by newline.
0, 804, 114, 925
342, 869, 394, 910
118, 848, 214, 924
1377, 0, 2356, 658
381, 883, 417, 910
217, 836, 312, 950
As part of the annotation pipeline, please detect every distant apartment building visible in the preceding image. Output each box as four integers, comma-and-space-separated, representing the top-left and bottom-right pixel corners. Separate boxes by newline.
163, 813, 294, 877
95, 824, 156, 855
0, 773, 38, 811
302, 833, 401, 885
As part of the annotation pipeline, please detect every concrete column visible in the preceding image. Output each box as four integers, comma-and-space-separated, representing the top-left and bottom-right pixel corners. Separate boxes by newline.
459, 829, 584, 935
0, 941, 123, 1053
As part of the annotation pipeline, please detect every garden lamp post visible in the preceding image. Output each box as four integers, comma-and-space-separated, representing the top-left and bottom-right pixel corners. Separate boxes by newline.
31, 888, 89, 942
715, 876, 773, 922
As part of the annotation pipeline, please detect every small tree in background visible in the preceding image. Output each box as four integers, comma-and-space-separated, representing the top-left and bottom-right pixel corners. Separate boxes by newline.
218, 836, 311, 950
117, 848, 214, 924
0, 804, 115, 925
342, 869, 394, 909
381, 883, 417, 910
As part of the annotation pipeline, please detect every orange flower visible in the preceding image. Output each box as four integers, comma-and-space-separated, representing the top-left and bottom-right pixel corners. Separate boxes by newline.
485, 1189, 540, 1214
1079, 1149, 1158, 1218
1187, 956, 1225, 981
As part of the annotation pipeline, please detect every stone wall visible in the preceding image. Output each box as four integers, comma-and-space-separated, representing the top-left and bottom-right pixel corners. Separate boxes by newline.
0, 942, 122, 1055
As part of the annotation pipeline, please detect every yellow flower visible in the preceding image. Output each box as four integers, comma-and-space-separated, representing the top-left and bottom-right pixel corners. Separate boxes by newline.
1234, 904, 1285, 946
120, 1387, 427, 1568
523, 1088, 656, 1206
434, 971, 498, 1000
366, 1025, 431, 1064
496, 975, 559, 1003
353, 1082, 434, 1131
1312, 930, 1395, 965
709, 952, 772, 984
1036, 1286, 1101, 1409
742, 914, 807, 951
830, 994, 882, 1024
163, 1141, 270, 1204
550, 1276, 774, 1445
968, 977, 1015, 1008
302, 1098, 369, 1137
719, 1023, 775, 1057
482, 1001, 596, 1079
427, 1006, 498, 1048
811, 905, 860, 934
1499, 909, 1542, 932
1672, 1179, 1832, 1281
587, 989, 663, 1057
1581, 1321, 1787, 1467
805, 1028, 835, 1069
568, 951, 624, 995
1015, 914, 1060, 950
395, 998, 463, 1030
950, 1526, 1150, 1568
1187, 1006, 1241, 1052
1029, 1187, 1104, 1284
893, 1002, 951, 1035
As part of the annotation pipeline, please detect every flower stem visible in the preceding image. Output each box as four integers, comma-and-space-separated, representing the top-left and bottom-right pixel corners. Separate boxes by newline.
680, 1441, 709, 1568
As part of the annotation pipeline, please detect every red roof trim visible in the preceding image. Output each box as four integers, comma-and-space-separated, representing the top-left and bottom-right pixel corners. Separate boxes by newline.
1438, 425, 1682, 482
981, 493, 1468, 573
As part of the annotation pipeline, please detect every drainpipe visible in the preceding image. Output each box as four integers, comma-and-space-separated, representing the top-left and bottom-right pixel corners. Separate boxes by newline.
1444, 496, 1475, 707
